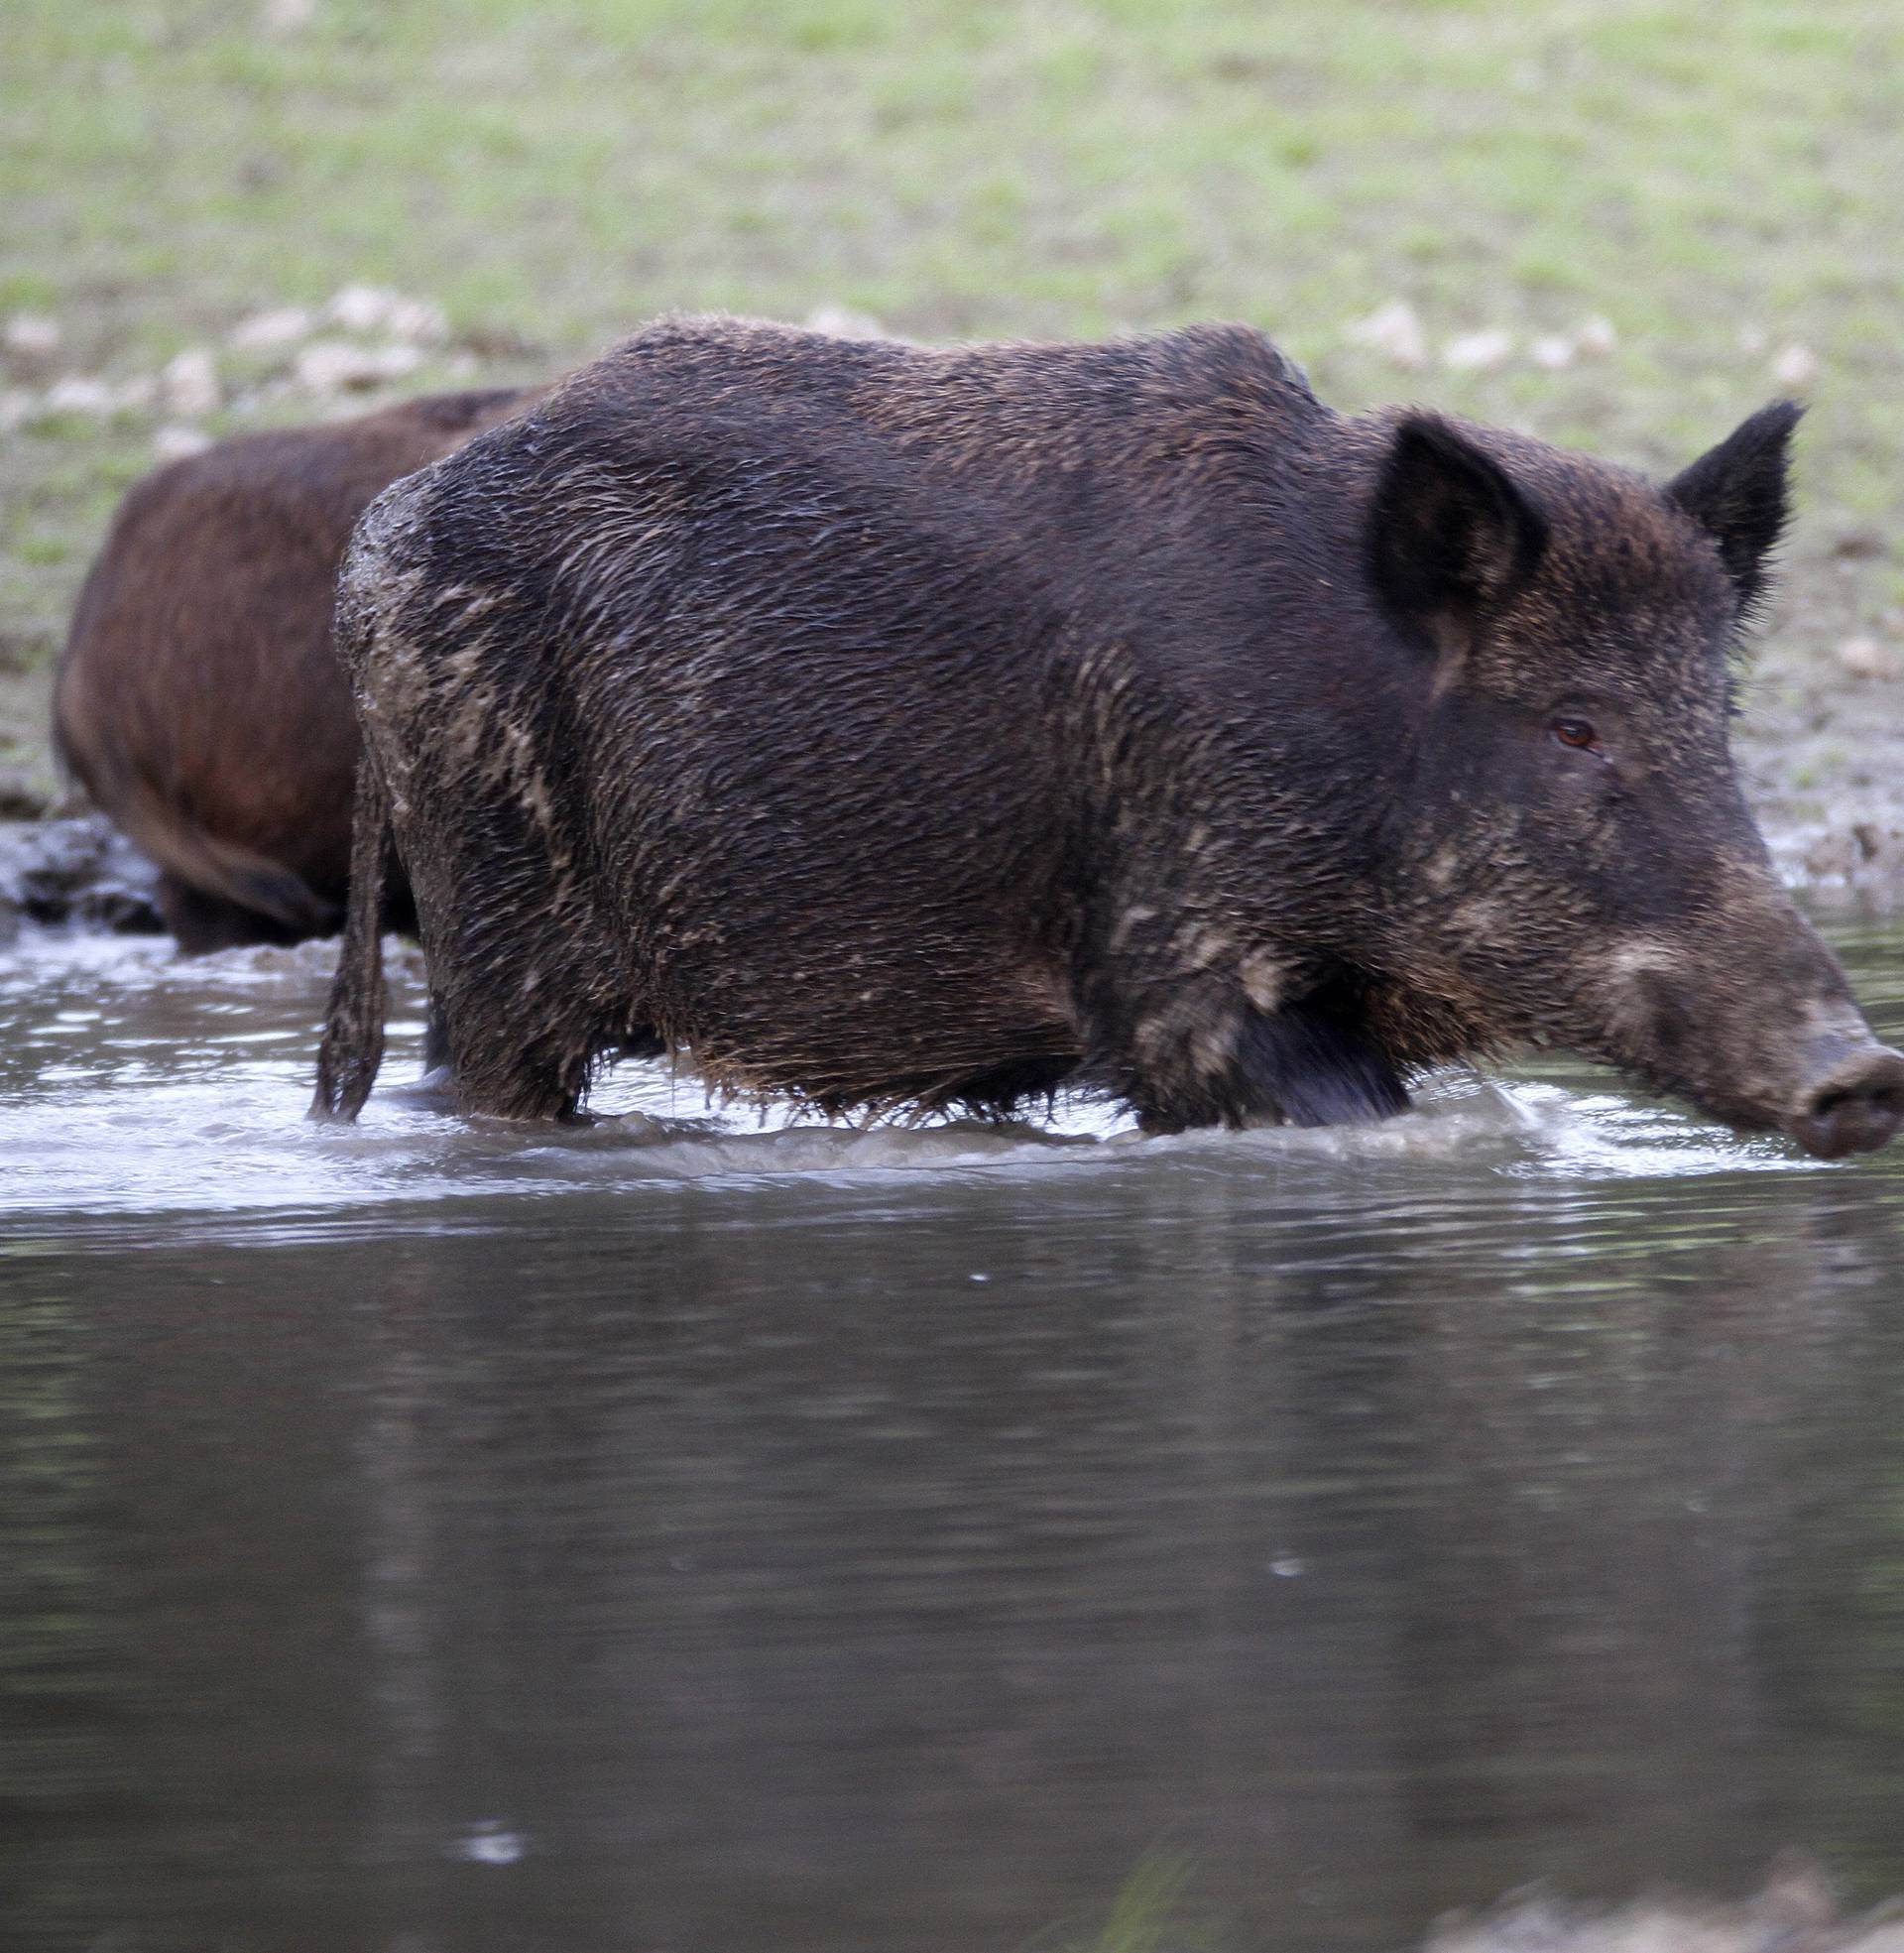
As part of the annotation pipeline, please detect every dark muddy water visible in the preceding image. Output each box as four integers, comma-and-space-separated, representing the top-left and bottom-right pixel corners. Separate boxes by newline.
3, 921, 1903, 1953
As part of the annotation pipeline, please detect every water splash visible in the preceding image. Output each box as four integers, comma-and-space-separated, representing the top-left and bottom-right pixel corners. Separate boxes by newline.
0, 924, 1878, 1223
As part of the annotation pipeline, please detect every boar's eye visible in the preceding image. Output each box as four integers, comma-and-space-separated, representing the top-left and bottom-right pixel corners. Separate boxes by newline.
1551, 717, 1603, 754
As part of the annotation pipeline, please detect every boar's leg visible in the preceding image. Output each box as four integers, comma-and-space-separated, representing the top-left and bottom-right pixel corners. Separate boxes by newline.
160, 872, 311, 953
405, 859, 625, 1123
415, 987, 635, 1095
311, 758, 392, 1122
1231, 992, 1411, 1128
1128, 977, 1409, 1134
420, 997, 450, 1077
410, 898, 609, 1119
454, 1028, 598, 1120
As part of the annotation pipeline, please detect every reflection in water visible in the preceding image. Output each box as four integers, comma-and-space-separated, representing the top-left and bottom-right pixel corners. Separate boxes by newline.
0, 922, 1900, 1951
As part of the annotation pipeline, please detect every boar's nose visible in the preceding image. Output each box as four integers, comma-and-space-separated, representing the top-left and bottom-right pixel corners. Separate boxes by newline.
1786, 1042, 1904, 1160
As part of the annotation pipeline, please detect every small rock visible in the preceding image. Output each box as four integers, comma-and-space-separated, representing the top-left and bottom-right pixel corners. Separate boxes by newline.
1345, 300, 1428, 369
1830, 526, 1886, 560
4, 313, 60, 354
0, 773, 51, 820
1528, 333, 1577, 370
384, 295, 448, 343
162, 347, 221, 418
293, 338, 423, 393
1771, 342, 1818, 388
454, 322, 546, 360
259, 0, 317, 29
1837, 635, 1900, 681
325, 283, 401, 332
154, 424, 215, 462
41, 375, 120, 416
1574, 314, 1617, 355
1442, 328, 1513, 373
35, 374, 156, 419
804, 304, 889, 341
323, 284, 446, 341
228, 305, 314, 352
1801, 823, 1902, 888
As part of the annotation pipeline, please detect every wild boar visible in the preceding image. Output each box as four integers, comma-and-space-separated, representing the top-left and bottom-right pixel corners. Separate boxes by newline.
313, 318, 1903, 1159
54, 386, 545, 950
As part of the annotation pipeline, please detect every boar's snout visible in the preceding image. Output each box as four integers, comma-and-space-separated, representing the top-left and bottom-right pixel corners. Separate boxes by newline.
1785, 1038, 1904, 1160
1586, 916, 1904, 1161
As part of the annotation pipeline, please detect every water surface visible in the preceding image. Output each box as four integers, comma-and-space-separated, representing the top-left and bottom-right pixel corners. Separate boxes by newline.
3, 921, 1902, 1951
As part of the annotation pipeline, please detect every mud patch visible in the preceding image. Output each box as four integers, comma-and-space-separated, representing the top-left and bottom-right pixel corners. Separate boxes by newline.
0, 813, 164, 936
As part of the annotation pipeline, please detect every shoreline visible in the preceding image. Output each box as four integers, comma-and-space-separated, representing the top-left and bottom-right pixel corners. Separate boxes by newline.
5, 648, 1904, 923
5, 794, 1902, 943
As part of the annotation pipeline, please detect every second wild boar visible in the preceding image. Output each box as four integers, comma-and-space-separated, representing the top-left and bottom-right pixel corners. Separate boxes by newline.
54, 386, 545, 950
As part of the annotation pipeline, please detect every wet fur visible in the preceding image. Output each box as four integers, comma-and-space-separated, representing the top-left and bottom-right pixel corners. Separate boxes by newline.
314, 317, 1885, 1139
55, 386, 546, 951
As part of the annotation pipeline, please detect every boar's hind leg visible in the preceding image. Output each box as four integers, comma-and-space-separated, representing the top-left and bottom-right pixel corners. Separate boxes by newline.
420, 997, 450, 1077
1130, 983, 1409, 1134
160, 873, 308, 953
418, 870, 626, 1121
425, 937, 614, 1121
454, 1028, 598, 1120
451, 1014, 665, 1117
417, 984, 597, 1109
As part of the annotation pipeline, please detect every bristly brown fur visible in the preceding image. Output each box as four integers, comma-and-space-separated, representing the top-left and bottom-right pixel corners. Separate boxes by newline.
315, 316, 1901, 1155
54, 386, 548, 951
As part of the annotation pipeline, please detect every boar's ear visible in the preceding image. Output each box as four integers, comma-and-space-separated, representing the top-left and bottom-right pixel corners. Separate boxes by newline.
1665, 400, 1802, 620
1366, 415, 1548, 657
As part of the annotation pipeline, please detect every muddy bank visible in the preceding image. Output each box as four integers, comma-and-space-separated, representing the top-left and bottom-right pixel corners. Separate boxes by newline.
6, 594, 1903, 926
12, 667, 1901, 914
2, 779, 1903, 940
1738, 629, 1904, 908
0, 811, 161, 937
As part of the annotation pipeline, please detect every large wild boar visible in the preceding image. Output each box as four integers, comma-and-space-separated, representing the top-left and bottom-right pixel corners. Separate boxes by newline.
314, 318, 1904, 1159
54, 386, 543, 950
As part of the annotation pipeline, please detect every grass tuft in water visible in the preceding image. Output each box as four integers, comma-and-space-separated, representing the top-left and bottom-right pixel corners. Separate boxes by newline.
1035, 1851, 1226, 1953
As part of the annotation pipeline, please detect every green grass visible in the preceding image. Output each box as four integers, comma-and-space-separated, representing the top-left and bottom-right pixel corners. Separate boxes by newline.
4, 0, 1904, 802
1034, 1851, 1222, 1953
